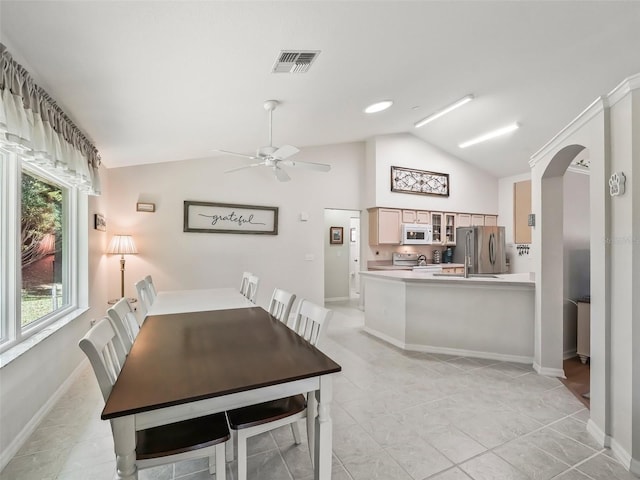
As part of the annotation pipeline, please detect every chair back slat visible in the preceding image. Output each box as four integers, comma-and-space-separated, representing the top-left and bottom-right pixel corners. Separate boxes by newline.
144, 275, 157, 300
268, 288, 296, 326
79, 318, 127, 401
239, 271, 253, 296
107, 297, 140, 352
292, 300, 332, 347
245, 275, 259, 304
135, 279, 153, 315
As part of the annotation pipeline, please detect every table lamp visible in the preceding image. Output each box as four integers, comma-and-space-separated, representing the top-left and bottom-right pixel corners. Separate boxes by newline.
107, 234, 138, 299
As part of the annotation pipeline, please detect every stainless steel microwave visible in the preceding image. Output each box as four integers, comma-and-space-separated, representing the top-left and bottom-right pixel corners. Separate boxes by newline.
401, 223, 433, 245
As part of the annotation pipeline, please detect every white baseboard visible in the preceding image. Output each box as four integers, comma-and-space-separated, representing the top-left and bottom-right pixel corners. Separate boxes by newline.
533, 361, 566, 378
610, 437, 633, 472
586, 419, 609, 448
0, 359, 88, 472
362, 327, 533, 364
563, 349, 577, 360
324, 296, 350, 303
630, 457, 640, 477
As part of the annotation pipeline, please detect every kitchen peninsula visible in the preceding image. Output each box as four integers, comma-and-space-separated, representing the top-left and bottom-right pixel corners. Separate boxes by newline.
360, 270, 535, 363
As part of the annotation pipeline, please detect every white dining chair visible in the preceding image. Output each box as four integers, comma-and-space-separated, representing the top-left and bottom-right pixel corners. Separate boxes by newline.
79, 318, 229, 478
226, 299, 333, 480
106, 297, 140, 352
135, 279, 153, 316
244, 275, 259, 304
144, 274, 157, 301
267, 288, 296, 326
239, 271, 253, 296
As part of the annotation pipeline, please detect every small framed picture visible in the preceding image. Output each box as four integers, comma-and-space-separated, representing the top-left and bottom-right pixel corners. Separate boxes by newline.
136, 202, 155, 212
330, 226, 343, 245
94, 213, 106, 231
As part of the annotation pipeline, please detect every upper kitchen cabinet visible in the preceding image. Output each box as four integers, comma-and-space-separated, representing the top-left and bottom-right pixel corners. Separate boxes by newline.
444, 213, 457, 245
484, 215, 498, 226
368, 208, 401, 245
471, 214, 485, 226
402, 210, 430, 224
513, 180, 532, 244
457, 213, 471, 228
430, 212, 443, 244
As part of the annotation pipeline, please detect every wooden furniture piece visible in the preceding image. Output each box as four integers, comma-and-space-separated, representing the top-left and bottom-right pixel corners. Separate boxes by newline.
107, 297, 140, 351
134, 279, 153, 316
144, 275, 157, 300
267, 288, 296, 326
80, 318, 230, 478
245, 275, 260, 303
102, 307, 341, 480
146, 287, 255, 316
514, 180, 532, 244
227, 300, 333, 480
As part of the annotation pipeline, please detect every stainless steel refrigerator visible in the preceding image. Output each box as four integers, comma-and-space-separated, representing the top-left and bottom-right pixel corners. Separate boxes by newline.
453, 226, 507, 274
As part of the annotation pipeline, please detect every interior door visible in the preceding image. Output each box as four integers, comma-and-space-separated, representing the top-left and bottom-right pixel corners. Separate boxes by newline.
349, 217, 360, 297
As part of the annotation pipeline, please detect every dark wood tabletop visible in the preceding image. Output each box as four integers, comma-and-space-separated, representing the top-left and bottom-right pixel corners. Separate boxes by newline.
102, 307, 342, 419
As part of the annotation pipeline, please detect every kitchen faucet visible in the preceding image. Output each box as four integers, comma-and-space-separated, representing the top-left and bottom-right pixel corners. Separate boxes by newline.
464, 230, 472, 278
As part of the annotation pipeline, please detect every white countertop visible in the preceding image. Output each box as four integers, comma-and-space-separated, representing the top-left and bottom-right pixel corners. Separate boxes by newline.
360, 270, 534, 287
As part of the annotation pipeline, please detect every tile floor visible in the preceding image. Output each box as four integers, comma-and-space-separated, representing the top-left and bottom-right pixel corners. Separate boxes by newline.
1, 300, 636, 480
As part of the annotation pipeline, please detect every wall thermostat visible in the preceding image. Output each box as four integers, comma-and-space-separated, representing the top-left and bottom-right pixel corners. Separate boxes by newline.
527, 213, 535, 227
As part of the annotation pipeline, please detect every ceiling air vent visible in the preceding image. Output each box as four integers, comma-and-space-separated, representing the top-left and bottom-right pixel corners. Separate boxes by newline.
272, 50, 320, 73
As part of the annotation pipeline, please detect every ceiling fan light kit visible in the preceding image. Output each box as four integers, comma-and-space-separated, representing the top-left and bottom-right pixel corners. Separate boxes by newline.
217, 99, 331, 182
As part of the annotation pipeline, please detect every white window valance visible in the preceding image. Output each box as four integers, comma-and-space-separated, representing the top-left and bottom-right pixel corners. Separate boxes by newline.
0, 43, 101, 194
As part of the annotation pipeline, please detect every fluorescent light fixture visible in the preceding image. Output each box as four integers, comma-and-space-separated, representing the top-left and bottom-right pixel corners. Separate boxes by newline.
459, 122, 520, 148
414, 94, 474, 128
364, 100, 393, 114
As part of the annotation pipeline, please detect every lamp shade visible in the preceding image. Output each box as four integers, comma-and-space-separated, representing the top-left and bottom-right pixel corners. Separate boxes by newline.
107, 235, 138, 255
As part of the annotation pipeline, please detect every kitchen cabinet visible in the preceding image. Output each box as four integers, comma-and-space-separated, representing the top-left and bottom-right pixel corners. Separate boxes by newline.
514, 180, 532, 244
430, 212, 443, 244
484, 215, 498, 226
457, 213, 471, 227
442, 266, 465, 274
401, 210, 430, 224
444, 213, 457, 245
368, 208, 401, 245
471, 214, 485, 226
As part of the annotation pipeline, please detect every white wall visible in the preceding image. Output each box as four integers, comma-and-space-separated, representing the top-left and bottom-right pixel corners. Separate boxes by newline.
372, 133, 499, 213
498, 172, 533, 273
106, 142, 364, 308
0, 169, 111, 467
324, 209, 360, 300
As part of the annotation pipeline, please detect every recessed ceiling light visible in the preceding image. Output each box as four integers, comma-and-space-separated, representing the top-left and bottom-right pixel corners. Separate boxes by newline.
459, 122, 520, 148
414, 95, 474, 128
364, 100, 393, 114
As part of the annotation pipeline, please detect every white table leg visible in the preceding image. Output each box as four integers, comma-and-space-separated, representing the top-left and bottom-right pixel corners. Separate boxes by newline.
111, 416, 137, 480
314, 375, 333, 480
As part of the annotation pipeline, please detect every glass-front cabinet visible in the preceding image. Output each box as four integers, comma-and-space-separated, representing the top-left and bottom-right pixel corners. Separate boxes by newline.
444, 213, 456, 245
430, 212, 443, 244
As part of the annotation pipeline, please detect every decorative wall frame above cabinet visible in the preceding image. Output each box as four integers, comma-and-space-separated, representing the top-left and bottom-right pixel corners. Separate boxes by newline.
391, 166, 449, 197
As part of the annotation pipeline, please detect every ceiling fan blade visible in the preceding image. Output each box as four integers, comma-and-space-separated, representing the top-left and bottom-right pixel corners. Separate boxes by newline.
271, 145, 299, 160
279, 159, 331, 172
225, 162, 265, 173
273, 167, 291, 182
214, 149, 258, 160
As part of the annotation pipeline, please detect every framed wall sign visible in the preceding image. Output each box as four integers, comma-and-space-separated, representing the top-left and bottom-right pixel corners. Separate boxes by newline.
330, 226, 343, 244
183, 201, 278, 235
136, 202, 155, 212
94, 213, 106, 231
391, 166, 449, 197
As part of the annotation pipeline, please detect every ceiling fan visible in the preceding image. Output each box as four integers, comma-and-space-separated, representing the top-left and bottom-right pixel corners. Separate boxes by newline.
216, 100, 331, 182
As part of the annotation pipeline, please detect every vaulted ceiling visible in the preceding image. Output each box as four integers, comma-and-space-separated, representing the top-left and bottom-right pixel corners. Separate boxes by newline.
2, 1, 639, 177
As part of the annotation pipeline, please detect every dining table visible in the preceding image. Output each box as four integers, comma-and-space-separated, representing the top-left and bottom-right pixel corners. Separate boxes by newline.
146, 287, 255, 315
102, 290, 342, 480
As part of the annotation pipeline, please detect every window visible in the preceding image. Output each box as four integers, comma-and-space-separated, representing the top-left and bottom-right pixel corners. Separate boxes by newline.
0, 150, 84, 353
